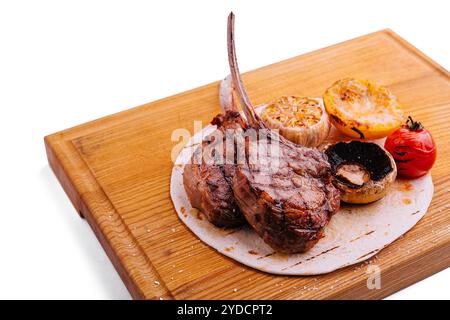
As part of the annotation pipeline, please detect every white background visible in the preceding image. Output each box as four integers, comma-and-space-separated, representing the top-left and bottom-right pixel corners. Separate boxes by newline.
0, 0, 448, 299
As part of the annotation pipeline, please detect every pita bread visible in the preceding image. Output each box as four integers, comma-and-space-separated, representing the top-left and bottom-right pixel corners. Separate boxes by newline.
170, 116, 433, 275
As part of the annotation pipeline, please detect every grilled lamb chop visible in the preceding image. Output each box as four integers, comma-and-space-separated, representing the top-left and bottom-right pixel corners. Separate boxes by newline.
183, 77, 246, 227
227, 12, 340, 253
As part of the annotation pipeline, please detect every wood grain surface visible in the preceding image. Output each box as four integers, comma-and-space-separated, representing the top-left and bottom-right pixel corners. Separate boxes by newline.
45, 29, 450, 300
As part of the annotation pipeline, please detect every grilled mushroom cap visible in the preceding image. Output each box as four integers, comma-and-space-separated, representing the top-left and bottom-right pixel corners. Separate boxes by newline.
325, 141, 397, 204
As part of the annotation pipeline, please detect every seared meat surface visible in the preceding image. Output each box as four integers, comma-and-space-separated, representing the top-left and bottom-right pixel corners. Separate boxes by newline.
231, 134, 340, 252
183, 89, 247, 228
182, 13, 340, 251
227, 12, 340, 252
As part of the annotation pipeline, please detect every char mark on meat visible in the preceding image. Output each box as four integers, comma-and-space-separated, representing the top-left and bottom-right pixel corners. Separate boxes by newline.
183, 76, 246, 227
226, 12, 340, 253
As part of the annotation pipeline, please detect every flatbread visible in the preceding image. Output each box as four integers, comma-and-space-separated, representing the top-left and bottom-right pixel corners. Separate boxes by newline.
170, 118, 433, 275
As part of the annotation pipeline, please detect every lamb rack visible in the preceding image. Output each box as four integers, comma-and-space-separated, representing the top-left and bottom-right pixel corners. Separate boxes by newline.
183, 76, 247, 227
227, 12, 340, 253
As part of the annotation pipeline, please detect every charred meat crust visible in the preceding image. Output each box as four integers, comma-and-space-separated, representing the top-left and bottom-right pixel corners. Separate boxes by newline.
224, 12, 340, 253
183, 110, 247, 228
211, 110, 245, 128
183, 160, 244, 227
231, 142, 341, 253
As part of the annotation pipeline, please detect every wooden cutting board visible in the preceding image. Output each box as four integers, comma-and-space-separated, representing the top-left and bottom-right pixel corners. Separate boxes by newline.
45, 29, 450, 300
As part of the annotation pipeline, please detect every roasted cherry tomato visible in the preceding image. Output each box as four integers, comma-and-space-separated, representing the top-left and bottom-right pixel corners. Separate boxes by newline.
384, 116, 436, 179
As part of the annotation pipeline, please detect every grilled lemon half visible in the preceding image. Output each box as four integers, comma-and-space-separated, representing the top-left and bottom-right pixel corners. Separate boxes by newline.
260, 96, 330, 147
323, 78, 404, 139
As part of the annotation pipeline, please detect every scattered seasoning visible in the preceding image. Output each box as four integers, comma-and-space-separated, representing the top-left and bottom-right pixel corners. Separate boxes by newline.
154, 281, 160, 285
233, 288, 238, 293
402, 198, 412, 205
398, 182, 414, 192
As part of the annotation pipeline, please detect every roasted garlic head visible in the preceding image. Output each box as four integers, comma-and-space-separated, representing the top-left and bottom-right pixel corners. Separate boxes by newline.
260, 96, 330, 147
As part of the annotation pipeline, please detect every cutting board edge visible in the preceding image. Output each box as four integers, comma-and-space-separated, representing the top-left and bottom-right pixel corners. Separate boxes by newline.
44, 29, 449, 143
41, 30, 395, 140
44, 108, 450, 301
43, 29, 450, 300
327, 237, 450, 299
44, 134, 172, 300
383, 29, 450, 78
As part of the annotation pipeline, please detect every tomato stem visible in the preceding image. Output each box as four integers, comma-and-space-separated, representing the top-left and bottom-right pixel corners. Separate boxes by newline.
406, 116, 423, 131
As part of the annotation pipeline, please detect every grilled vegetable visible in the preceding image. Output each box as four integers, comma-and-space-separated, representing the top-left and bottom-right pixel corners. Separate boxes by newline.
384, 116, 436, 179
325, 141, 397, 204
260, 96, 330, 147
323, 78, 404, 139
